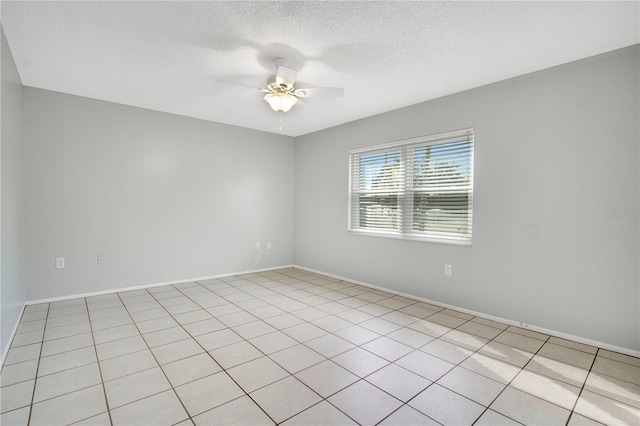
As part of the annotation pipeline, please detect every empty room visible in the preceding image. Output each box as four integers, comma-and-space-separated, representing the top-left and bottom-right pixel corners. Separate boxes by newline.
1, 1, 639, 425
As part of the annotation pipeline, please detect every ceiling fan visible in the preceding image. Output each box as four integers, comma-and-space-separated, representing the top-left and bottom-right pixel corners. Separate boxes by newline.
221, 59, 344, 113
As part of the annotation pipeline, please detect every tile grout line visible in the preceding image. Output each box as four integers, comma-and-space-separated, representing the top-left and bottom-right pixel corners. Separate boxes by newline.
25, 303, 50, 426
158, 278, 351, 424
375, 316, 498, 425
8, 268, 639, 425
3, 305, 112, 420
294, 274, 464, 426
182, 275, 368, 424
25, 302, 116, 421
238, 274, 366, 425
18, 296, 540, 422
114, 290, 195, 424
564, 347, 600, 426
178, 279, 376, 424
246, 273, 490, 424
377, 314, 539, 425
469, 329, 551, 425
227, 274, 472, 424
279, 270, 562, 424
158, 285, 279, 425
229, 275, 369, 422
84, 297, 114, 426
373, 315, 487, 426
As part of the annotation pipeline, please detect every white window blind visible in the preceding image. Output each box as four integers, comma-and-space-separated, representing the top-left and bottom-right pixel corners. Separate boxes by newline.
349, 128, 474, 245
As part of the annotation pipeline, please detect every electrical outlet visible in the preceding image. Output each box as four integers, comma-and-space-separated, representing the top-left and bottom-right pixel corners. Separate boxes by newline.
267, 242, 272, 250
256, 242, 261, 250
56, 257, 65, 269
97, 255, 105, 265
444, 264, 452, 276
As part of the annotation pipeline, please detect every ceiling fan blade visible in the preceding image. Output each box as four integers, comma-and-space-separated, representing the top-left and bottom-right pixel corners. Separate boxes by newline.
275, 66, 297, 89
215, 79, 268, 91
236, 96, 265, 107
294, 87, 344, 98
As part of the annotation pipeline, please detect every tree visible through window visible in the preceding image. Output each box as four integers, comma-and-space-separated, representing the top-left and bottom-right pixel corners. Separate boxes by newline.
349, 129, 473, 245
358, 150, 401, 230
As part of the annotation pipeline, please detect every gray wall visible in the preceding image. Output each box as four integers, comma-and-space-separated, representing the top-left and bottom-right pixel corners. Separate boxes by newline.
24, 88, 295, 300
1, 28, 26, 356
294, 46, 640, 351
9, 42, 640, 353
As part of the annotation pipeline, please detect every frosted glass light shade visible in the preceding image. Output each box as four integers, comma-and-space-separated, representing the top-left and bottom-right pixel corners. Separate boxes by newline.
264, 92, 298, 112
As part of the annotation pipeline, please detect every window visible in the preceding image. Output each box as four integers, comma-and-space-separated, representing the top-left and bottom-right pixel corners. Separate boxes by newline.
348, 128, 474, 245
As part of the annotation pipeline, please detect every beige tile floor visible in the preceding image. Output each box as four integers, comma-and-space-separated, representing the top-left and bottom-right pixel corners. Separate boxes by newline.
1, 268, 639, 425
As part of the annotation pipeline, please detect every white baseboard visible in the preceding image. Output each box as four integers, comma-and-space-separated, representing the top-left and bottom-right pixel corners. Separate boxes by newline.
3, 265, 293, 370
294, 264, 640, 359
25, 264, 294, 306
1, 302, 26, 368
16, 263, 639, 360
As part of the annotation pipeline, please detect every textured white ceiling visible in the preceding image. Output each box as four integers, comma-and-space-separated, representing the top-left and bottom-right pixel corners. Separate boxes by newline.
2, 1, 638, 136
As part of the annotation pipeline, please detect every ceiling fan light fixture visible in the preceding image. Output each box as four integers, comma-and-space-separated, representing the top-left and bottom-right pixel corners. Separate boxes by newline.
264, 92, 298, 112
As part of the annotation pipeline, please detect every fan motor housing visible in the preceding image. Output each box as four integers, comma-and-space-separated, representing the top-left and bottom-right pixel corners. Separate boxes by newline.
267, 76, 292, 92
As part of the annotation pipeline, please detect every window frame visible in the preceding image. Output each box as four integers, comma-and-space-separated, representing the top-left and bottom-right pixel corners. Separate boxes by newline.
348, 128, 474, 246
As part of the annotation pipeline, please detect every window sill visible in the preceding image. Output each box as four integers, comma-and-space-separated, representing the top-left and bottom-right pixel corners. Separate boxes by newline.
347, 229, 472, 246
